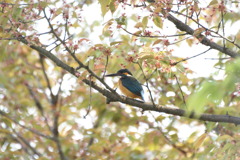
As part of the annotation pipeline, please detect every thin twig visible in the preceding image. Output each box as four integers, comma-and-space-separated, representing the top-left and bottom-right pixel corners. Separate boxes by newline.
169, 9, 240, 49
0, 2, 34, 5
185, 2, 188, 24
121, 27, 188, 38
36, 31, 51, 36
89, 109, 106, 146
25, 83, 52, 132
137, 62, 155, 106
39, 54, 56, 105
149, 112, 187, 156
43, 8, 118, 94
49, 43, 60, 52
195, 8, 202, 28
84, 76, 92, 118
169, 35, 192, 45
205, 57, 230, 60
221, 3, 226, 48
146, 69, 157, 81
174, 75, 187, 108
12, 129, 42, 157
55, 74, 64, 104
8, 134, 36, 159
52, 107, 67, 160
0, 37, 18, 40
102, 55, 109, 78
0, 110, 53, 140
171, 48, 211, 65
63, 18, 69, 41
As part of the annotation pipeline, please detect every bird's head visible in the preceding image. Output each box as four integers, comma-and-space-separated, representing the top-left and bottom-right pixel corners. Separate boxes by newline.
105, 69, 133, 77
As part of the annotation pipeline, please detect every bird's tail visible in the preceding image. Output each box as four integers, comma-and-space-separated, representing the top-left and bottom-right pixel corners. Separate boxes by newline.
140, 90, 145, 102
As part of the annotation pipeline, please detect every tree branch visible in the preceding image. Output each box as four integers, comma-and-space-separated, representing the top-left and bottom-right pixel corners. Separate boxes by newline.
12, 129, 42, 157
0, 110, 53, 140
17, 36, 76, 75
163, 12, 239, 58
169, 9, 240, 49
149, 112, 187, 156
39, 54, 56, 104
42, 9, 116, 94
83, 79, 240, 125
15, 35, 240, 125
25, 83, 52, 132
9, 134, 37, 159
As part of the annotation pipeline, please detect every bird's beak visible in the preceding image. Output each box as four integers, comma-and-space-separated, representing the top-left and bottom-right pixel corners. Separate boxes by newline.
105, 73, 119, 77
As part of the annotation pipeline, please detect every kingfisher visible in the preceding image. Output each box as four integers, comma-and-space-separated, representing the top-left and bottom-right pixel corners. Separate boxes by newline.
106, 69, 145, 101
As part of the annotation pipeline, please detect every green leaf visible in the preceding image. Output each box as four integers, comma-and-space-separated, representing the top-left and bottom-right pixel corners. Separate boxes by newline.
1, 117, 12, 128
194, 133, 207, 150
153, 16, 163, 28
187, 81, 224, 113
109, 1, 117, 14
153, 39, 162, 46
133, 30, 142, 35
110, 41, 123, 46
72, 21, 79, 28
134, 22, 143, 28
142, 16, 148, 29
155, 115, 165, 121
115, 16, 126, 25
186, 38, 194, 46
12, 8, 23, 20
0, 128, 11, 134
208, 0, 218, 6
221, 143, 232, 153
217, 135, 233, 142
193, 28, 205, 37
99, 0, 111, 16
39, 1, 49, 8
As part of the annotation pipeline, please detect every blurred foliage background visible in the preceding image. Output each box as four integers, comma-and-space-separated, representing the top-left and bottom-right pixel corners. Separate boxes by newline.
0, 0, 240, 159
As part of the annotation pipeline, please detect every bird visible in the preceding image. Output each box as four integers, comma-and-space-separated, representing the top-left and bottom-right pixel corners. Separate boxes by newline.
105, 69, 144, 101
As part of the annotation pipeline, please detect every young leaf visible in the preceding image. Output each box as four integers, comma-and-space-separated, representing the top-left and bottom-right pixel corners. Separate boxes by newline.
153, 39, 162, 46
142, 16, 148, 29
99, 0, 111, 16
194, 133, 208, 150
153, 16, 163, 28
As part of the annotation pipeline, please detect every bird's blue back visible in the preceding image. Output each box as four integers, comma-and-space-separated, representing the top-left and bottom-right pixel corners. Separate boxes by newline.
120, 76, 144, 99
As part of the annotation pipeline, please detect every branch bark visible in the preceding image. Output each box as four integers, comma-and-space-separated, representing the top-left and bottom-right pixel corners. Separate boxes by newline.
163, 12, 239, 58
83, 79, 240, 125
14, 37, 240, 125
17, 37, 76, 75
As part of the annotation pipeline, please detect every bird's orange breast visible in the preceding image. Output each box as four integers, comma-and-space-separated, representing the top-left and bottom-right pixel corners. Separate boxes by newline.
118, 80, 142, 99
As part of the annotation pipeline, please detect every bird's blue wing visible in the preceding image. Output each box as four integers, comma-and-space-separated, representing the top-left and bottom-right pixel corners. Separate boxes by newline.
121, 76, 144, 99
